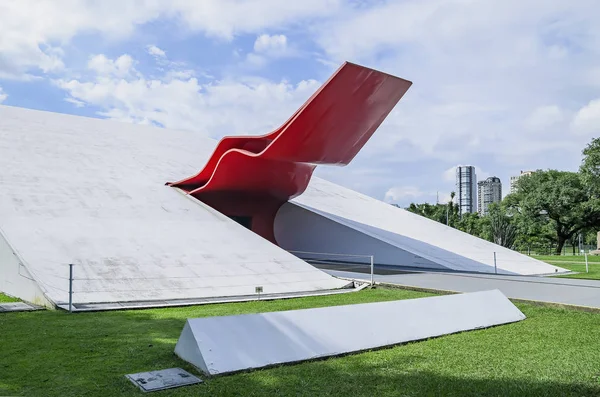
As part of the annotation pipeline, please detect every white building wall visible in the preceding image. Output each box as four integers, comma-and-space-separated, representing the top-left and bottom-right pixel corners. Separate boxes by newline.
292, 177, 567, 276
0, 229, 54, 307
0, 105, 349, 307
274, 203, 445, 269
175, 290, 525, 375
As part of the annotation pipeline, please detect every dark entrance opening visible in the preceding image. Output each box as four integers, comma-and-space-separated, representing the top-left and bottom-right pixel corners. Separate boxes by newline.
192, 191, 282, 243
229, 216, 253, 230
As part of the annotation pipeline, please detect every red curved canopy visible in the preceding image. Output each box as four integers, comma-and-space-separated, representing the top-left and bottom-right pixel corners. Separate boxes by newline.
169, 61, 412, 241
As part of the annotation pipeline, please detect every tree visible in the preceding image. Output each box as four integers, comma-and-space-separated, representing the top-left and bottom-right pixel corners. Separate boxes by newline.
503, 192, 555, 253
584, 228, 598, 248
406, 203, 444, 222
456, 212, 483, 237
406, 192, 459, 227
485, 203, 517, 248
515, 170, 600, 255
579, 138, 600, 252
580, 137, 600, 196
446, 191, 459, 227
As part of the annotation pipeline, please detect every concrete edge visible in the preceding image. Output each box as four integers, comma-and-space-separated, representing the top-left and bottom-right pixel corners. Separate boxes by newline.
372, 281, 600, 313
0, 302, 45, 313
56, 281, 370, 312
183, 289, 526, 378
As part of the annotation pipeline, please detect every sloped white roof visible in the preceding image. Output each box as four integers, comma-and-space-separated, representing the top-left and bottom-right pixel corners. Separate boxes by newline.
292, 178, 566, 275
0, 105, 348, 305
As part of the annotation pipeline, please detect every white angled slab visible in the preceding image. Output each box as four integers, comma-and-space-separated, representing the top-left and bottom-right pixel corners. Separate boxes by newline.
287, 178, 567, 275
174, 289, 526, 375
0, 105, 348, 306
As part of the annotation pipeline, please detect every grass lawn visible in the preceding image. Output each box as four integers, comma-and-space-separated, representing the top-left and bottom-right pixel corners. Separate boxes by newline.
1, 288, 599, 397
532, 255, 600, 280
0, 293, 20, 303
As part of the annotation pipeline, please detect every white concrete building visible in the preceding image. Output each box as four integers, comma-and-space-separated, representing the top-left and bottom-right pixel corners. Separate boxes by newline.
0, 106, 567, 309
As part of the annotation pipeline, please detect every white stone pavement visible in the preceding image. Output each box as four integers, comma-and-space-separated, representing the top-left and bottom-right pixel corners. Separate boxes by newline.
325, 269, 600, 309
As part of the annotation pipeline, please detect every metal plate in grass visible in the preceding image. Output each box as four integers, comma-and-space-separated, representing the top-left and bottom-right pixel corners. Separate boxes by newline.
0, 302, 41, 312
125, 368, 202, 392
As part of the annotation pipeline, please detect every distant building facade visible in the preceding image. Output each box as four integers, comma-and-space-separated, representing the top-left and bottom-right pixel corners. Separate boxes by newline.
477, 177, 502, 215
456, 165, 477, 216
510, 170, 534, 193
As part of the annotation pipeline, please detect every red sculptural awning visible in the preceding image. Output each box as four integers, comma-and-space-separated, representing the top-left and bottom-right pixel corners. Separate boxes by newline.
169, 61, 412, 202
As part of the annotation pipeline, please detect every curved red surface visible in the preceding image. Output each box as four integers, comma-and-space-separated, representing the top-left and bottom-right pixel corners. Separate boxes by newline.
169, 61, 412, 242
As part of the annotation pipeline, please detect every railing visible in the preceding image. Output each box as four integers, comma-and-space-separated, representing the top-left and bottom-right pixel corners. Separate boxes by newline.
25, 253, 375, 313
288, 250, 375, 286
29, 248, 597, 313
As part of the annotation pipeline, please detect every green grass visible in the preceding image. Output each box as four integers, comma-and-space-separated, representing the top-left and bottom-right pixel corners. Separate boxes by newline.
1, 288, 599, 397
0, 293, 20, 303
532, 255, 600, 280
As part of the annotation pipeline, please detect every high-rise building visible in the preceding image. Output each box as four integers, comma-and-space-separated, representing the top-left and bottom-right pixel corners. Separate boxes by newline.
478, 177, 502, 215
510, 170, 534, 193
456, 165, 477, 216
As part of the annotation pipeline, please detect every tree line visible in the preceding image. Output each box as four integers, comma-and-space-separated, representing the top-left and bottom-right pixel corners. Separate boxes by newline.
405, 137, 600, 255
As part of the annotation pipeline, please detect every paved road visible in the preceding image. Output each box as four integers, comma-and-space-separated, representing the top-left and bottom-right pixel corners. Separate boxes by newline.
324, 269, 600, 309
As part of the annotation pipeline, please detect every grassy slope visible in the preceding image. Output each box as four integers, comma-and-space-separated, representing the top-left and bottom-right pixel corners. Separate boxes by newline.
533, 255, 600, 280
1, 288, 599, 397
0, 293, 19, 303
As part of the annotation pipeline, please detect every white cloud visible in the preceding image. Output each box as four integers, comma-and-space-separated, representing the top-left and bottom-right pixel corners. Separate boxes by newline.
0, 87, 7, 103
254, 34, 287, 54
438, 192, 454, 203
169, 0, 342, 39
87, 54, 135, 77
0, 0, 340, 79
0, 0, 150, 79
587, 68, 600, 87
56, 53, 321, 136
442, 165, 490, 183
164, 69, 196, 80
525, 105, 564, 131
384, 186, 424, 203
310, 0, 600, 172
384, 185, 456, 205
2, 0, 600, 202
571, 99, 600, 136
243, 34, 295, 67
146, 45, 166, 58
316, 0, 598, 63
442, 167, 457, 183
64, 97, 85, 107
245, 53, 268, 68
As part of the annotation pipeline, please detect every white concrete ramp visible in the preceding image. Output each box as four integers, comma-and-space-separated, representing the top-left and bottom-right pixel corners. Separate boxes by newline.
280, 177, 567, 276
174, 289, 525, 375
0, 105, 349, 307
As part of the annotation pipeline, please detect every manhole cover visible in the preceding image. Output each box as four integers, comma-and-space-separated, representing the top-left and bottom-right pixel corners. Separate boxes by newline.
125, 368, 202, 392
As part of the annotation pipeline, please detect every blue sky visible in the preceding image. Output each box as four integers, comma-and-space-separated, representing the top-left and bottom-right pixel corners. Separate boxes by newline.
1, 0, 600, 206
